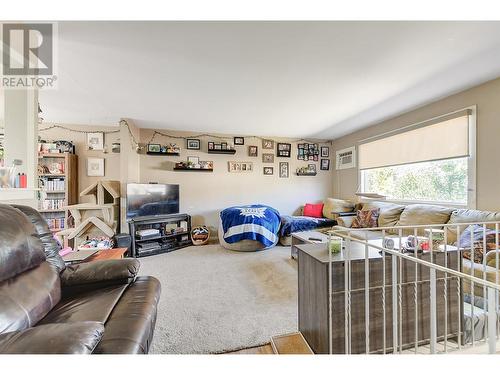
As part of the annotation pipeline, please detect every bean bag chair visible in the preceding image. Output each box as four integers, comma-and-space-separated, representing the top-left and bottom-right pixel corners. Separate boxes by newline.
218, 204, 281, 251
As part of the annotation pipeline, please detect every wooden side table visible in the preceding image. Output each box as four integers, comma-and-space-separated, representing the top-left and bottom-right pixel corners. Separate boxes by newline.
83, 247, 128, 263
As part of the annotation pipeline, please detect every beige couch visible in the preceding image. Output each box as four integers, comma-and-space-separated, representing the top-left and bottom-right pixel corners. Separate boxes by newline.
334, 200, 500, 297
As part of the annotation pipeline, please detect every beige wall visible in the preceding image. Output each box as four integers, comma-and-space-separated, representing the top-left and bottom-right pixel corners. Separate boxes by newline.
138, 129, 333, 232
332, 76, 500, 211
39, 123, 334, 234
39, 123, 121, 203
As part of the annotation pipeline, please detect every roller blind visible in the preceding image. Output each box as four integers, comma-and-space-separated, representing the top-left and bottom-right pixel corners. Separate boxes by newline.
358, 112, 470, 170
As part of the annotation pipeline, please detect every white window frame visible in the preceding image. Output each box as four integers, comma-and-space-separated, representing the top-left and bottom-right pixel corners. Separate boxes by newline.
357, 105, 476, 209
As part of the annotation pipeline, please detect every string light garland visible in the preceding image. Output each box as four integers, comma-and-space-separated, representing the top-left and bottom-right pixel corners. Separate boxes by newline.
39, 119, 332, 153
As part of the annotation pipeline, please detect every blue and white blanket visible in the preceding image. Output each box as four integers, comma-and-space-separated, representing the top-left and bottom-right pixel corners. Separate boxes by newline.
280, 215, 336, 237
220, 204, 281, 248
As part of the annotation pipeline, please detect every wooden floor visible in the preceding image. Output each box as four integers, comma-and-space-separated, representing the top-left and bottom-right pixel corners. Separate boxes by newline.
229, 343, 275, 354
227, 332, 313, 354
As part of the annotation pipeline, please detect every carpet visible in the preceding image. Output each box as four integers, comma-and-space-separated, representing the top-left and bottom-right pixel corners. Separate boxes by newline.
138, 244, 298, 354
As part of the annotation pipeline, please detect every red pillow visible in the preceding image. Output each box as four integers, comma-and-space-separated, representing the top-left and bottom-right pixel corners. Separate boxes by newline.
303, 203, 324, 218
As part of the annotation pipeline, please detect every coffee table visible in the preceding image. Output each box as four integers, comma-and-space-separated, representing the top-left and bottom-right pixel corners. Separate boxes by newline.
79, 248, 128, 263
291, 231, 329, 259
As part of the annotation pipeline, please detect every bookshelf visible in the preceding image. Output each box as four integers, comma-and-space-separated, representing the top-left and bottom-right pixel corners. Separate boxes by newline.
37, 153, 78, 234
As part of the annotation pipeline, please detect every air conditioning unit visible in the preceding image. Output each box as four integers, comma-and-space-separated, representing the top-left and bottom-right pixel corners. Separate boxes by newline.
336, 146, 356, 170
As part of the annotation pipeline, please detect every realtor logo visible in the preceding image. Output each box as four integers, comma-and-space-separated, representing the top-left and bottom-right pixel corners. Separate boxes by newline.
1, 22, 57, 88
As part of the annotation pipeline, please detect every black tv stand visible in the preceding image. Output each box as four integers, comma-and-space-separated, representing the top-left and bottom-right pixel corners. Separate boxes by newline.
128, 214, 192, 257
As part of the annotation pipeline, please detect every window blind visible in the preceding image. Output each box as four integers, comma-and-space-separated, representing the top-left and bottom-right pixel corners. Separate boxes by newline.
358, 112, 470, 170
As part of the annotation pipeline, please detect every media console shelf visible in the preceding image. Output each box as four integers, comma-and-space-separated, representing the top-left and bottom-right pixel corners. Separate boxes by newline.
129, 214, 192, 257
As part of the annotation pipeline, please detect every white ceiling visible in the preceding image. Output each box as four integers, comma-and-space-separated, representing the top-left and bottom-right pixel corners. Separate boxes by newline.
39, 21, 500, 139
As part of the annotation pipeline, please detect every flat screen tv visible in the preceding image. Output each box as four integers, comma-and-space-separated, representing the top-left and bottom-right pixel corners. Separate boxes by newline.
126, 183, 180, 220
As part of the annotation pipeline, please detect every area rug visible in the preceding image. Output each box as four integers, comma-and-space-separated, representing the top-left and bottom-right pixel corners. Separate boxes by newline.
138, 244, 298, 354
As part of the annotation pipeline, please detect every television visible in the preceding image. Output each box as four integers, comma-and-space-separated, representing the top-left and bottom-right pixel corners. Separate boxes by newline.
126, 183, 180, 220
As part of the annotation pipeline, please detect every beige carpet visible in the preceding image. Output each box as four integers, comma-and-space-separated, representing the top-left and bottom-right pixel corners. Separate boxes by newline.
138, 244, 298, 354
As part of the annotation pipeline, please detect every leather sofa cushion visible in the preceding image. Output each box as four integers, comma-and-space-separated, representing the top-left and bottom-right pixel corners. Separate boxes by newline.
0, 204, 45, 283
0, 322, 104, 354
397, 204, 454, 235
12, 205, 66, 273
447, 209, 500, 244
0, 262, 61, 334
361, 201, 405, 228
94, 277, 161, 354
40, 284, 127, 325
323, 198, 355, 219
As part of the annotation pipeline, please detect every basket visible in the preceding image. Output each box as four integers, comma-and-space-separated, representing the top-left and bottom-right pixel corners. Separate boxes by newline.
191, 226, 210, 246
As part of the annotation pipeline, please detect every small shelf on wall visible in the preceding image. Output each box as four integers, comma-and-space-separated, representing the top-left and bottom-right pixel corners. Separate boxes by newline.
146, 151, 180, 156
207, 149, 236, 155
296, 172, 317, 176
173, 167, 213, 172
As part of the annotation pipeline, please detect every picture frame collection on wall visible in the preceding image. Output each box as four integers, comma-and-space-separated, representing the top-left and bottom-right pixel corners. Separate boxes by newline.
145, 136, 330, 175
297, 143, 320, 161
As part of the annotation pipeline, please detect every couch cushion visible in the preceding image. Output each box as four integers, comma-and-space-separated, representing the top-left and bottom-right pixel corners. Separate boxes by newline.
303, 203, 324, 218
0, 322, 104, 354
323, 198, 355, 219
12, 205, 66, 273
94, 276, 161, 354
352, 208, 380, 228
396, 204, 454, 235
0, 262, 61, 334
39, 284, 127, 325
447, 209, 500, 244
0, 204, 45, 282
360, 201, 405, 228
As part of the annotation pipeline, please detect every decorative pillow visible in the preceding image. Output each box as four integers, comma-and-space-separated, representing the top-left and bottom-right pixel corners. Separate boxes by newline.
322, 198, 355, 219
351, 208, 380, 229
458, 224, 499, 264
303, 203, 324, 218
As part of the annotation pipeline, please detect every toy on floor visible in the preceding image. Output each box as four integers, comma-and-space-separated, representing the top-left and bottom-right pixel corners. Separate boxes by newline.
191, 226, 210, 245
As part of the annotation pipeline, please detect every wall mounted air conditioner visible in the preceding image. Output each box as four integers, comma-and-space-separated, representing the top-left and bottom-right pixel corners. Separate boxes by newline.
335, 146, 356, 170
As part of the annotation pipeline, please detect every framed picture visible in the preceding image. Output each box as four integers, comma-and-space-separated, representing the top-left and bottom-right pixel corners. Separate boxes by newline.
234, 137, 245, 145
228, 161, 253, 173
308, 164, 317, 173
87, 158, 105, 177
187, 156, 200, 166
263, 166, 274, 176
262, 139, 274, 149
208, 142, 215, 150
147, 144, 161, 153
221, 142, 227, 150
279, 162, 289, 178
214, 143, 222, 150
248, 145, 258, 157
321, 159, 330, 170
321, 146, 329, 157
277, 142, 291, 157
87, 132, 104, 151
262, 153, 274, 163
187, 139, 201, 150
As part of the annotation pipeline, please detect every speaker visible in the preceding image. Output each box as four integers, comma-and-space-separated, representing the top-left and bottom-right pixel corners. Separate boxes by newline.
114, 233, 132, 255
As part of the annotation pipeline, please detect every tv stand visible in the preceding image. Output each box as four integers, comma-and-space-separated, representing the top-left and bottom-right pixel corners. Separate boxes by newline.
128, 214, 192, 257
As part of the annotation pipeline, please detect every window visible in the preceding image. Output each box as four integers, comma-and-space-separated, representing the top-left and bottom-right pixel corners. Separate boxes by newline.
358, 108, 475, 206
361, 157, 468, 204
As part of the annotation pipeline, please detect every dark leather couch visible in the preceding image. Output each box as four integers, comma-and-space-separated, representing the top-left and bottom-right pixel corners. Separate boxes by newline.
0, 204, 161, 354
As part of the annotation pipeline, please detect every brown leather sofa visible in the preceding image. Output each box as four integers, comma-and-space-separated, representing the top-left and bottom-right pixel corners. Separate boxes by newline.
0, 204, 161, 354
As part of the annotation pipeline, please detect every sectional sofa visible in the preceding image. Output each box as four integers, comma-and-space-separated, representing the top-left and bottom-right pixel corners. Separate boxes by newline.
334, 200, 500, 297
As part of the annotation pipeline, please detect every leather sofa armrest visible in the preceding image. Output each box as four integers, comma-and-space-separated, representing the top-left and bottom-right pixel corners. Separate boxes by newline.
61, 259, 140, 295
0, 322, 104, 354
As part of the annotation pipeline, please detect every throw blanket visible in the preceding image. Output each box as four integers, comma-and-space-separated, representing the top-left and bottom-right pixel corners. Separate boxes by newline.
220, 205, 281, 248
280, 215, 336, 237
